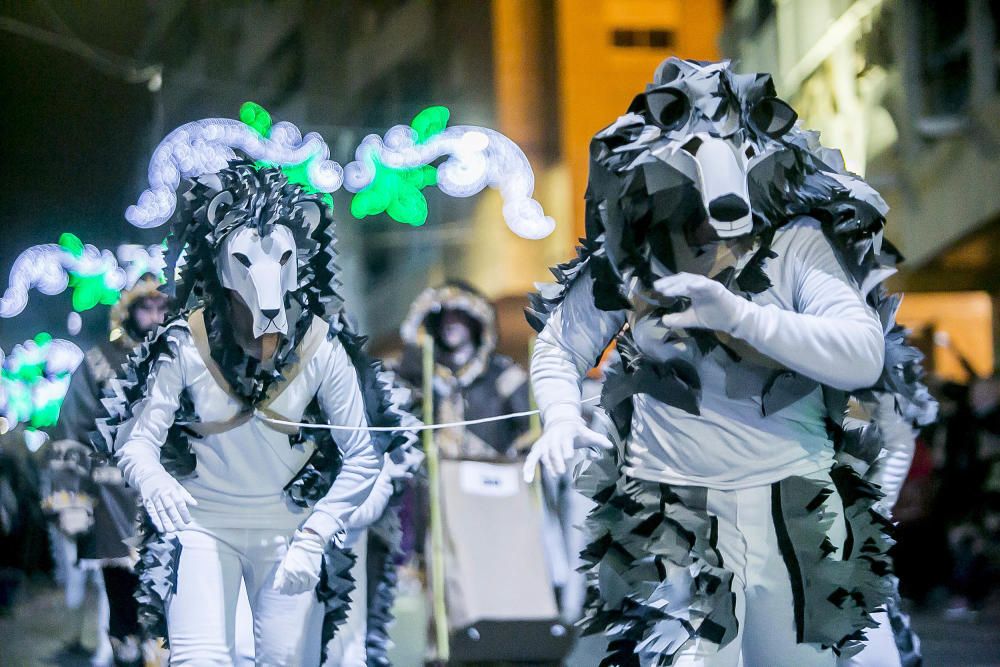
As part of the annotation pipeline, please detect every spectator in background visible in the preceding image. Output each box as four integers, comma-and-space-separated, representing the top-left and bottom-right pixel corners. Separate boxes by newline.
44, 276, 168, 666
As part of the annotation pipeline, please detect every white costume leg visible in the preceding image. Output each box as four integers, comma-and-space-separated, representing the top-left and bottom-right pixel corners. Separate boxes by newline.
323, 530, 369, 666
233, 580, 255, 666
670, 478, 842, 667
669, 487, 746, 667
91, 569, 114, 667
58, 535, 87, 610
837, 612, 902, 667
246, 529, 324, 666
165, 528, 244, 665
739, 480, 842, 667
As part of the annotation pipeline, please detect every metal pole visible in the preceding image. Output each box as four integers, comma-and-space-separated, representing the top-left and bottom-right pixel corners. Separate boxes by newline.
423, 334, 449, 662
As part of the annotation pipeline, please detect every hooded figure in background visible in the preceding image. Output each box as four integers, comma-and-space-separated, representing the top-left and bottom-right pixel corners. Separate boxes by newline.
396, 281, 532, 461
394, 283, 573, 661
44, 276, 168, 667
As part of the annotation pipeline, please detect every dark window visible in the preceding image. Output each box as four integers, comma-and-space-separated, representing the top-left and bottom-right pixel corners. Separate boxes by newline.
611, 28, 675, 49
918, 0, 970, 116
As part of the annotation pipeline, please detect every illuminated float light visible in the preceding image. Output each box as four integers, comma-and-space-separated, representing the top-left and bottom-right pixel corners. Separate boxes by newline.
0, 234, 165, 318
347, 106, 445, 226
0, 333, 83, 444
67, 312, 82, 336
126, 102, 343, 229
344, 106, 555, 240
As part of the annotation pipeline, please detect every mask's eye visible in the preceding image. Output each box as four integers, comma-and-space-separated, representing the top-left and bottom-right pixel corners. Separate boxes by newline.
645, 87, 689, 131
749, 97, 797, 138
233, 252, 252, 268
744, 145, 757, 159
279, 250, 293, 266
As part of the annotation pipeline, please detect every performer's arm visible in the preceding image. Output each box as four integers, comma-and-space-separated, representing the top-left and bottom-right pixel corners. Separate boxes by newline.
870, 393, 916, 510
302, 339, 382, 543
655, 221, 884, 391
524, 267, 625, 480
114, 335, 193, 533
345, 462, 395, 531
274, 338, 382, 595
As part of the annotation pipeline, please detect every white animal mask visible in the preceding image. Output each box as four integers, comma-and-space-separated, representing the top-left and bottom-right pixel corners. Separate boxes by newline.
661, 131, 761, 238
218, 225, 298, 338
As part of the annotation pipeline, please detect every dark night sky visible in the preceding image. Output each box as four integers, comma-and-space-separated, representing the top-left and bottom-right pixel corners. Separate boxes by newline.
0, 2, 159, 349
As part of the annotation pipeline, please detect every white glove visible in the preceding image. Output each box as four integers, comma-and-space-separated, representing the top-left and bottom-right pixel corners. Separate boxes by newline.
137, 469, 197, 533
653, 272, 750, 334
523, 418, 613, 482
273, 529, 325, 595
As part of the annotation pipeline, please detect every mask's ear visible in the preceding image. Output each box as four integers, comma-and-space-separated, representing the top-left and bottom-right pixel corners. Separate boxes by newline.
208, 191, 234, 226
298, 201, 322, 237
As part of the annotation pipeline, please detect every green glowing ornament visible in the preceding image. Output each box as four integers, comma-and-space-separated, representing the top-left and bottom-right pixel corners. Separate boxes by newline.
59, 233, 85, 258
31, 397, 62, 429
242, 101, 335, 209
68, 271, 120, 312
5, 384, 32, 423
412, 106, 450, 144
350, 106, 450, 226
240, 101, 273, 137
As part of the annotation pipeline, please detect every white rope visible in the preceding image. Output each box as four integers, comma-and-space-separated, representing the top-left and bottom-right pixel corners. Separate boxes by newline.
254, 395, 601, 432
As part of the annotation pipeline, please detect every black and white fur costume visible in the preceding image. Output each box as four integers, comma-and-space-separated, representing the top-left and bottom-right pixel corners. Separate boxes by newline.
524, 59, 935, 666
97, 162, 417, 664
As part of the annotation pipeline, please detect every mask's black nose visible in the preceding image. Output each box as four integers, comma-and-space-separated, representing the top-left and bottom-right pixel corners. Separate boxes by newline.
708, 194, 750, 222
261, 308, 280, 320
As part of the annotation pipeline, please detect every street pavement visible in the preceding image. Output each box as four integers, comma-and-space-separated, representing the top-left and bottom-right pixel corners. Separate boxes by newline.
1, 580, 998, 666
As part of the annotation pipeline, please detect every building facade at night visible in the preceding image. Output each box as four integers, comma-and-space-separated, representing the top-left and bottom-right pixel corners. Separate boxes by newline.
723, 0, 1000, 379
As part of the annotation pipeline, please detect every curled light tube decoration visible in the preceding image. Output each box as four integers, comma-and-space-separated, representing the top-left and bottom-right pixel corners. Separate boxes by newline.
344, 124, 556, 240
126, 112, 343, 229
0, 333, 83, 440
0, 235, 166, 318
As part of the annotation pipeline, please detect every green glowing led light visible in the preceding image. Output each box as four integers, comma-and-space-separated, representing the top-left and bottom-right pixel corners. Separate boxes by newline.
68, 271, 120, 312
350, 106, 450, 226
240, 101, 273, 137
59, 232, 85, 258
412, 106, 450, 144
31, 397, 62, 429
242, 101, 335, 209
1, 332, 75, 430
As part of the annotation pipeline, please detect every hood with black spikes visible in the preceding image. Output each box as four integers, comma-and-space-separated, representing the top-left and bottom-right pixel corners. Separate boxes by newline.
164, 158, 342, 403
527, 57, 936, 426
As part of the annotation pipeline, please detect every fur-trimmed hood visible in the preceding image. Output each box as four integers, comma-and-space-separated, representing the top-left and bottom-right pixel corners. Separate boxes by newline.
399, 281, 497, 386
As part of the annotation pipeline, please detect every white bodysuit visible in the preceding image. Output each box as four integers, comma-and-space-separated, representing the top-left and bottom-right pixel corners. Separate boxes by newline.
116, 317, 381, 665
532, 218, 886, 666
533, 217, 885, 488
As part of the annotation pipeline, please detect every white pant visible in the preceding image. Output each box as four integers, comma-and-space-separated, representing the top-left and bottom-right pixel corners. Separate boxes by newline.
672, 476, 846, 666
322, 529, 368, 666
837, 612, 902, 667
165, 525, 323, 666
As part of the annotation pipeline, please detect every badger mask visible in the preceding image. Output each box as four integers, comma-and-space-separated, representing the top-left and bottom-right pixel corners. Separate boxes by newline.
218, 223, 298, 338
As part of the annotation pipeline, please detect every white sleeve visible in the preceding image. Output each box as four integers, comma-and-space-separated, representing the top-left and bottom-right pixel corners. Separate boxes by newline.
345, 462, 393, 531
730, 224, 885, 390
871, 393, 916, 508
532, 266, 627, 425
115, 335, 185, 489
303, 339, 382, 542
